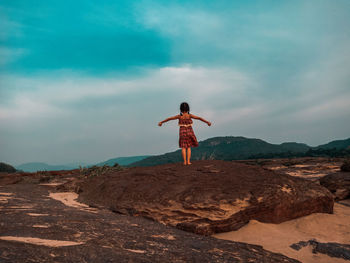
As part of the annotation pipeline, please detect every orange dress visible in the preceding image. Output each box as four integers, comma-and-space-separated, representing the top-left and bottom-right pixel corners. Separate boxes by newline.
178, 117, 199, 148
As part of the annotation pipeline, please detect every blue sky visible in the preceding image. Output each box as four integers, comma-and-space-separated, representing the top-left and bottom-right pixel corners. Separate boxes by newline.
1, 0, 350, 165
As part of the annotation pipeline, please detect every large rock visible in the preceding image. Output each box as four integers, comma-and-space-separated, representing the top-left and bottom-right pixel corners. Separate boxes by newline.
75, 160, 334, 235
0, 181, 300, 262
320, 172, 350, 200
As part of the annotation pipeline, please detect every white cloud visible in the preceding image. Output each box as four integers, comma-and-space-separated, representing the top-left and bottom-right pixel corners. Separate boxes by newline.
1, 59, 349, 164
0, 65, 254, 122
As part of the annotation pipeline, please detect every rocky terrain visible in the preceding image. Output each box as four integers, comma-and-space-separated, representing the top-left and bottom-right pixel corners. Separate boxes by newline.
72, 160, 333, 235
0, 168, 299, 262
239, 157, 344, 181
0, 157, 349, 262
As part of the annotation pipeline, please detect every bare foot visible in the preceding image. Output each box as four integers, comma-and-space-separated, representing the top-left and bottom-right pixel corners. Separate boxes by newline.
187, 162, 192, 165
183, 162, 187, 165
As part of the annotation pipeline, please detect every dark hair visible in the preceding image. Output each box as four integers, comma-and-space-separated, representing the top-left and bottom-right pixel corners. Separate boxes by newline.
180, 102, 190, 115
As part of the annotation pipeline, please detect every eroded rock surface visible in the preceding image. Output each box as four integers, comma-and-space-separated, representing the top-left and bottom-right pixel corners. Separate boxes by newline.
74, 160, 334, 235
240, 157, 344, 180
290, 239, 350, 260
0, 183, 299, 262
320, 172, 350, 200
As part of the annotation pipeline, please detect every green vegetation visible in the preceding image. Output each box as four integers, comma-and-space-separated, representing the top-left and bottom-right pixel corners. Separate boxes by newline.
95, 155, 151, 167
79, 164, 123, 178
130, 136, 350, 167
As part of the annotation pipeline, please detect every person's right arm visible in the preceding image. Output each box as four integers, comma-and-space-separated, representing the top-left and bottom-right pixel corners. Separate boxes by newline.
158, 115, 180, 126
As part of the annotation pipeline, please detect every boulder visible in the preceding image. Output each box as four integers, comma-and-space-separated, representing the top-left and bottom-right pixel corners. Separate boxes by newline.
341, 160, 350, 172
76, 160, 334, 235
319, 172, 350, 200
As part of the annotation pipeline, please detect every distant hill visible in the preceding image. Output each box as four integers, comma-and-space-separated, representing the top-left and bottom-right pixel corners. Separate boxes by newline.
15, 155, 151, 172
315, 138, 350, 150
129, 136, 312, 167
129, 136, 350, 167
16, 162, 76, 172
13, 137, 350, 171
0, 162, 17, 173
95, 155, 151, 167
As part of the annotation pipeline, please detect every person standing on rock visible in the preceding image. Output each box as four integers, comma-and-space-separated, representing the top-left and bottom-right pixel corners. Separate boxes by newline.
158, 102, 211, 165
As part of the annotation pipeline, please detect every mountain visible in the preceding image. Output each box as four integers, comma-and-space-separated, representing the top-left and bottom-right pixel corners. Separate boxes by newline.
95, 155, 151, 167
315, 138, 350, 150
16, 162, 77, 172
129, 136, 350, 167
13, 137, 350, 171
0, 162, 17, 173
129, 136, 312, 167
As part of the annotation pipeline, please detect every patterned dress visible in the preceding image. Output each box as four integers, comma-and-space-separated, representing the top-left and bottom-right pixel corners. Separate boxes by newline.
178, 117, 199, 148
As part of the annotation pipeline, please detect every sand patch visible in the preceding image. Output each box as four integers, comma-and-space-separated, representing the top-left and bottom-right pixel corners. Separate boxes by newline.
151, 234, 176, 240
264, 161, 341, 180
0, 197, 13, 204
49, 192, 98, 213
294, 164, 311, 168
281, 185, 292, 194
213, 202, 350, 263
0, 192, 14, 204
285, 171, 328, 179
0, 236, 84, 247
4, 205, 33, 210
266, 165, 288, 170
125, 249, 146, 254
27, 213, 49, 216
33, 224, 50, 228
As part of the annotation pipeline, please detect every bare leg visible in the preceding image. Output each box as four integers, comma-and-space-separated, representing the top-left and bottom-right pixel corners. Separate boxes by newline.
181, 148, 187, 165
187, 148, 192, 165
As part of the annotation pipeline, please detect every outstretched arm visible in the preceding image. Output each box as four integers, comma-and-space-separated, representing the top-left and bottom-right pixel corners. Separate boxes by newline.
190, 114, 211, 126
158, 115, 180, 126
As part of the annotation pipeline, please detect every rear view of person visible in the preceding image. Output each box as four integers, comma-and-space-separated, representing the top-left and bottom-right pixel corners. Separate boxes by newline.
158, 102, 211, 165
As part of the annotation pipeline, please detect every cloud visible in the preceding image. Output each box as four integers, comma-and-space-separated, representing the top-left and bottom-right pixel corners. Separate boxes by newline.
1, 57, 349, 165
0, 66, 254, 121
0, 66, 259, 164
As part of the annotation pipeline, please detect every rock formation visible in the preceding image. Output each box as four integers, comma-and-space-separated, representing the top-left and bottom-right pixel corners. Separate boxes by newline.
0, 171, 300, 262
74, 160, 334, 235
290, 239, 350, 260
320, 171, 350, 200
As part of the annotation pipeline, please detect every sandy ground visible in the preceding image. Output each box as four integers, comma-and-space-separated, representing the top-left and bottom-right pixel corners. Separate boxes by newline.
0, 236, 84, 247
48, 192, 98, 213
214, 201, 350, 263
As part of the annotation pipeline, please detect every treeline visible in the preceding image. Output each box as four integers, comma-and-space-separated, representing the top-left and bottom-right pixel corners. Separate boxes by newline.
248, 147, 350, 159
0, 162, 17, 173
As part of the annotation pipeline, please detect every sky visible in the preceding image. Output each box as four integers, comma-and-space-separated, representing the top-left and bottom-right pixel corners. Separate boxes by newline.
1, 0, 350, 165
